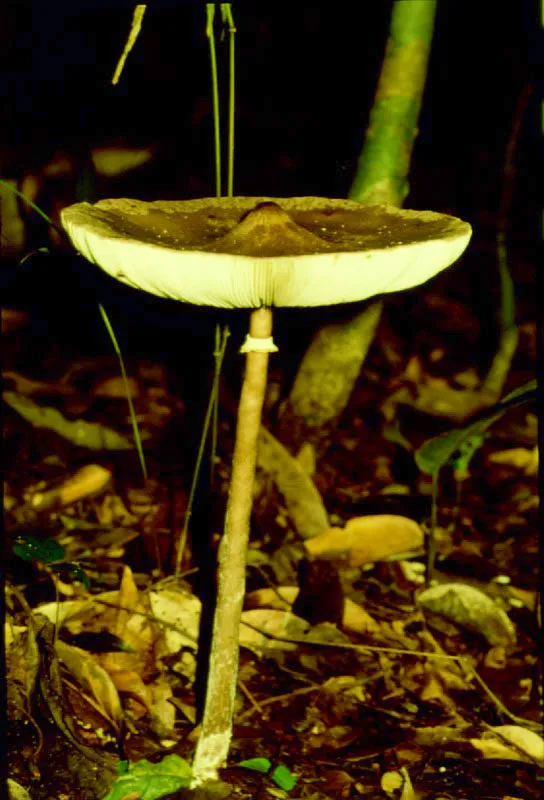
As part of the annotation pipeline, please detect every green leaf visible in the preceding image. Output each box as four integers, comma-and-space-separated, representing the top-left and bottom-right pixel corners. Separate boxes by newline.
415, 380, 536, 475
101, 754, 192, 800
448, 433, 485, 474
238, 757, 272, 774
270, 764, 297, 792
51, 562, 90, 589
13, 534, 65, 564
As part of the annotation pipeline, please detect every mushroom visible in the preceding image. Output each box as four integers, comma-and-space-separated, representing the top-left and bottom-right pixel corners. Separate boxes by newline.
61, 196, 471, 783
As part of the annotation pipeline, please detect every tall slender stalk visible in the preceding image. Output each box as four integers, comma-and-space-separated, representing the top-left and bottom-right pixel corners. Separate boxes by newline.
192, 307, 273, 784
206, 5, 222, 197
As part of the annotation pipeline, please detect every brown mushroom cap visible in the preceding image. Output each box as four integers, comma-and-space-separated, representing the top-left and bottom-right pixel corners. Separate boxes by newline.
61, 196, 472, 308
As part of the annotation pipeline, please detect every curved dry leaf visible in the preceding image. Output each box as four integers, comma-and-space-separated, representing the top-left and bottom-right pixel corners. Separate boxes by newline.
93, 375, 139, 399
418, 582, 516, 647
245, 586, 297, 611
240, 609, 310, 657
148, 585, 201, 655
107, 669, 153, 712
98, 566, 156, 674
471, 725, 544, 765
3, 390, 138, 450
342, 598, 380, 635
149, 675, 176, 740
488, 446, 538, 475
34, 598, 97, 627
7, 778, 32, 800
305, 515, 424, 566
5, 619, 39, 716
31, 464, 111, 511
55, 639, 123, 731
257, 425, 329, 539
245, 586, 379, 635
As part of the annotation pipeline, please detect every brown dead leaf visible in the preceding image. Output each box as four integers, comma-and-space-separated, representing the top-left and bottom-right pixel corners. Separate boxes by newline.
419, 672, 457, 712
406, 382, 491, 421
452, 367, 481, 390
94, 493, 139, 527
307, 724, 359, 753
2, 369, 75, 395
93, 375, 139, 399
100, 567, 156, 674
483, 645, 508, 669
149, 675, 176, 740
342, 598, 380, 635
239, 609, 310, 657
257, 425, 329, 539
245, 586, 297, 611
471, 725, 544, 765
245, 586, 379, 635
149, 584, 201, 656
5, 618, 39, 719
54, 640, 124, 732
295, 441, 316, 476
28, 464, 111, 512
1, 309, 30, 334
108, 670, 153, 712
488, 446, 538, 476
305, 515, 424, 566
418, 582, 516, 647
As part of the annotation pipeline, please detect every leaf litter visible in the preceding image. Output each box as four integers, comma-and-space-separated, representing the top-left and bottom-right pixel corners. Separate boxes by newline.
3, 290, 540, 799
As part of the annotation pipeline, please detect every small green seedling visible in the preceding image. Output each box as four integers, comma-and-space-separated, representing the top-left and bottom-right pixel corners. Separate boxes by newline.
414, 378, 536, 581
101, 754, 192, 800
238, 758, 297, 792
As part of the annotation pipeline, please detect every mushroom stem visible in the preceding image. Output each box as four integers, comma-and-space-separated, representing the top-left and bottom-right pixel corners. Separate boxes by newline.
191, 305, 273, 785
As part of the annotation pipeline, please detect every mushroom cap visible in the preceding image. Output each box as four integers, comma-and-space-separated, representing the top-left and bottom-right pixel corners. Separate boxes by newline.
61, 197, 472, 309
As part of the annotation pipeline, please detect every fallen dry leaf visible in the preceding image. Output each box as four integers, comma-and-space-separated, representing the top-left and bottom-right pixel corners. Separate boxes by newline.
257, 425, 329, 539
239, 609, 310, 657
54, 639, 124, 732
108, 670, 153, 713
1, 308, 30, 334
2, 369, 75, 396
149, 675, 176, 740
149, 584, 201, 656
245, 586, 297, 611
488, 446, 538, 475
305, 515, 424, 566
342, 598, 380, 635
245, 586, 379, 635
30, 464, 112, 512
418, 582, 516, 647
471, 725, 544, 764
93, 375, 139, 399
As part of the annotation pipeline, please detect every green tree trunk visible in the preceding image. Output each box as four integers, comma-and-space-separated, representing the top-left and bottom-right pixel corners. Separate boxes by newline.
279, 0, 437, 455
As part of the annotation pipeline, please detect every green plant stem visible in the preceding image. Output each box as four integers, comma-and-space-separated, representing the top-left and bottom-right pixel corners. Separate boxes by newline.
176, 325, 230, 576
221, 4, 236, 196
482, 83, 532, 397
427, 470, 439, 584
0, 178, 61, 234
206, 4, 222, 197
98, 304, 148, 482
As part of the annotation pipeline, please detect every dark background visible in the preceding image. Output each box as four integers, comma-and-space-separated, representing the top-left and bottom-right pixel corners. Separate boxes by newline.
0, 1, 539, 366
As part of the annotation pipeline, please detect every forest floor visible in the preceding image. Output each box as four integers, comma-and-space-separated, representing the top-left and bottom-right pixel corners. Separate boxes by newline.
3, 262, 541, 800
